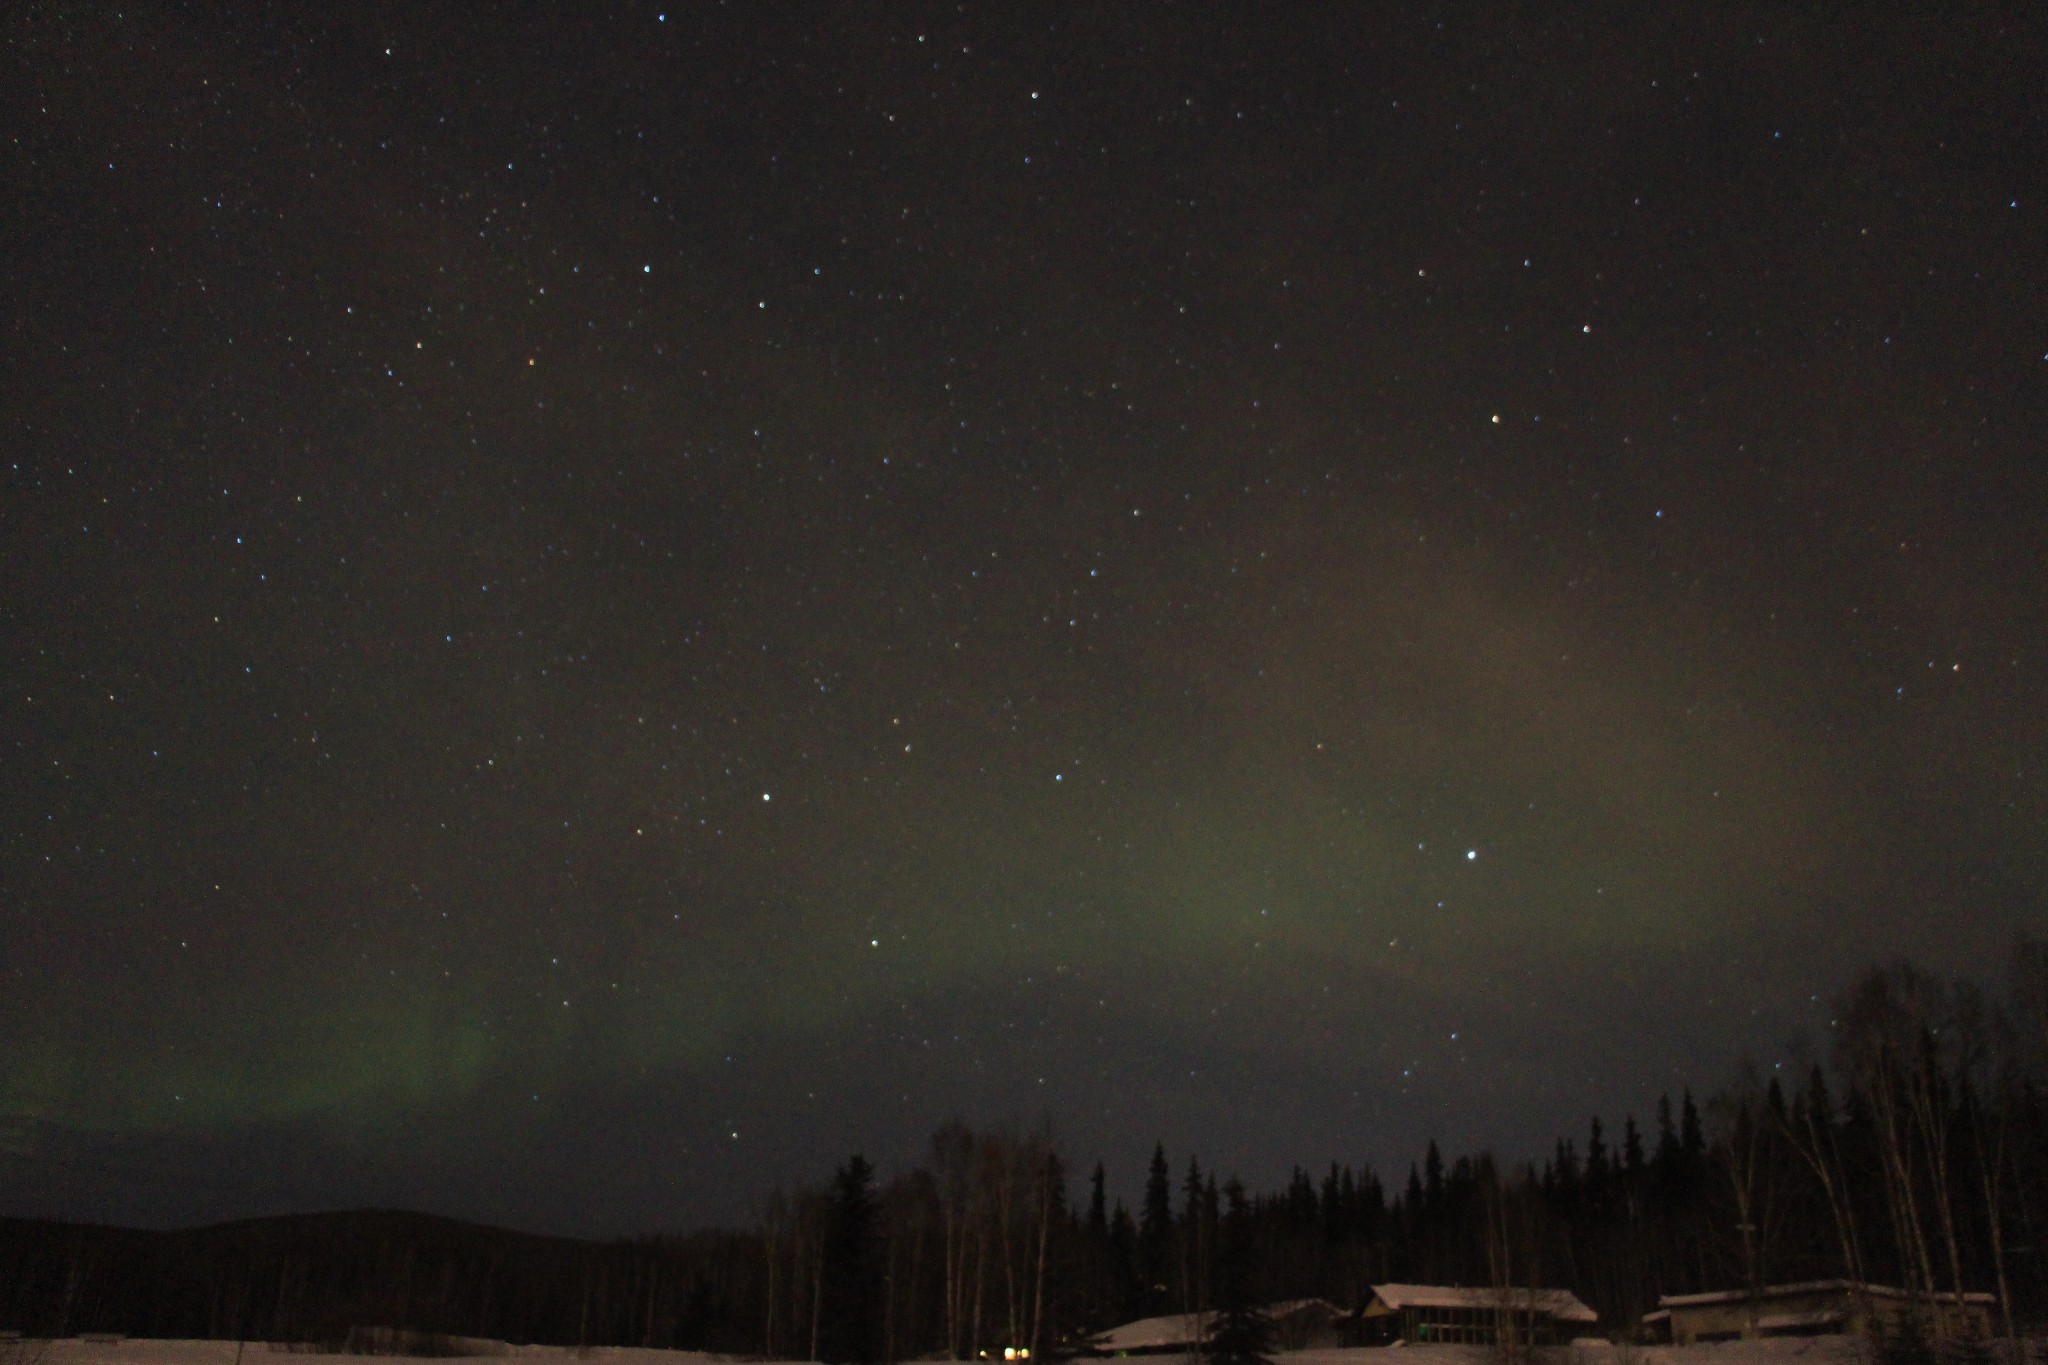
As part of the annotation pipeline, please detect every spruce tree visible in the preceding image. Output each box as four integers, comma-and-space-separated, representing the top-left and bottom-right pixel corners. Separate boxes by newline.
1111, 1203, 1144, 1320
1141, 1143, 1175, 1309
1654, 1095, 1681, 1170
1585, 1117, 1611, 1216
817, 1155, 882, 1364
1680, 1090, 1706, 1168
1207, 1181, 1273, 1365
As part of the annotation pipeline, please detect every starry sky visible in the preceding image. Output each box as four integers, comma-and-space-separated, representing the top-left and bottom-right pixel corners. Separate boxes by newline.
4, 3, 2046, 1237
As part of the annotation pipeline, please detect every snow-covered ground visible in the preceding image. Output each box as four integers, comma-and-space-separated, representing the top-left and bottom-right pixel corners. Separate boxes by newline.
1109, 1344, 1889, 1365
1287, 1342, 1872, 1365
8, 1347, 737, 1365
0, 1337, 1982, 1365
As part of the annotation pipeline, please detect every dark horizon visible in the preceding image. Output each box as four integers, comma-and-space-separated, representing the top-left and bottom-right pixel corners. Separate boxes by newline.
0, 941, 2023, 1242
5, 991, 2045, 1356
5, 2, 2045, 1239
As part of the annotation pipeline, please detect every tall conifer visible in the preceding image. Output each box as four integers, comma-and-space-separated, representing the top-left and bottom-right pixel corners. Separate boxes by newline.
1207, 1180, 1273, 1365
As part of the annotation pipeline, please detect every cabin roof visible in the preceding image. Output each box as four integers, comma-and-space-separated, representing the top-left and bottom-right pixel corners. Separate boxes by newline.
1366, 1284, 1598, 1323
1660, 1281, 1996, 1309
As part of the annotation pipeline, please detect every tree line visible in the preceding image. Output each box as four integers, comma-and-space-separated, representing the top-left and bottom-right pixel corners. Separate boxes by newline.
753, 941, 2048, 1356
5, 941, 2048, 1357
0, 1209, 763, 1350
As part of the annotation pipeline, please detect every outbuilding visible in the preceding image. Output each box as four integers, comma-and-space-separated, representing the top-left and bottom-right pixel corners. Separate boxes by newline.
1658, 1281, 1995, 1344
1079, 1300, 1344, 1357
1357, 1284, 1599, 1346
1080, 1310, 1209, 1357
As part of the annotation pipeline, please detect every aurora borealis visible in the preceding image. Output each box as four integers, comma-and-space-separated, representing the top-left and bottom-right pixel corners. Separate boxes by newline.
4, 4, 2045, 1235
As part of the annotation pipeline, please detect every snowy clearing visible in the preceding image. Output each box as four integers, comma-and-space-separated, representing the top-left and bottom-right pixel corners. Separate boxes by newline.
1, 1337, 1920, 1365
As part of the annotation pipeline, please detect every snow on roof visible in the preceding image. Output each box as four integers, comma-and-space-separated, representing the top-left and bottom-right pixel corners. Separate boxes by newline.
1660, 1281, 1996, 1309
1368, 1284, 1599, 1323
1087, 1301, 1339, 1352
1267, 1298, 1343, 1320
1087, 1311, 1212, 1352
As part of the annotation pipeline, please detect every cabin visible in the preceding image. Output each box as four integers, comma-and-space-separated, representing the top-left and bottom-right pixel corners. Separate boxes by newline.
1081, 1310, 1209, 1357
1658, 1281, 1996, 1344
1357, 1284, 1599, 1346
1078, 1300, 1343, 1357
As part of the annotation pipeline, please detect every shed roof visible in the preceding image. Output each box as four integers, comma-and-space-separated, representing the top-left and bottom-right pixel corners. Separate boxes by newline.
1660, 1281, 1996, 1309
1367, 1284, 1598, 1323
1086, 1312, 1210, 1353
1084, 1300, 1342, 1353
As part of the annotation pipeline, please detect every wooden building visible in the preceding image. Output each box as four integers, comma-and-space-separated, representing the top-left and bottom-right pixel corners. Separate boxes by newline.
1078, 1300, 1343, 1357
1658, 1281, 1996, 1344
1358, 1284, 1599, 1346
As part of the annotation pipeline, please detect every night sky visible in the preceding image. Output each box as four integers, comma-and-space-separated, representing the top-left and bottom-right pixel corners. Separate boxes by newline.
5, 3, 2046, 1237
